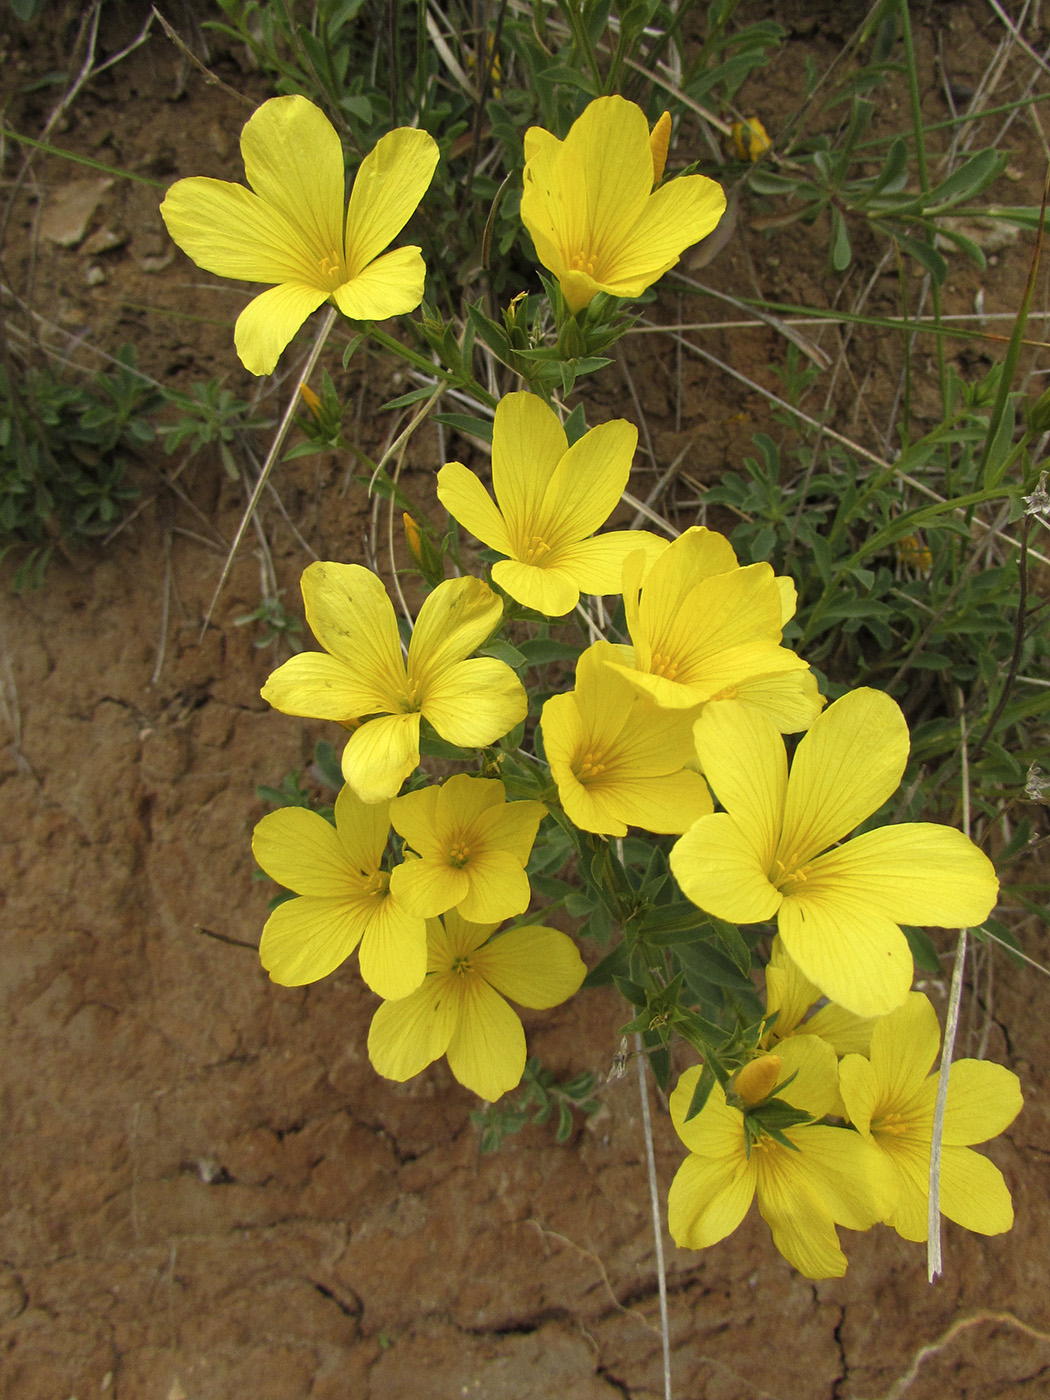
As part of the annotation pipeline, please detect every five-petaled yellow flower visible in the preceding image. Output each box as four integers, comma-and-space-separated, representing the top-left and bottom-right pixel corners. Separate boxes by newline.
252, 783, 426, 999
609, 526, 811, 714
668, 1037, 893, 1279
160, 95, 439, 375
368, 910, 586, 1101
261, 562, 526, 804
839, 993, 1022, 1241
520, 96, 726, 314
389, 775, 546, 922
541, 640, 712, 836
670, 689, 999, 1018
437, 392, 666, 617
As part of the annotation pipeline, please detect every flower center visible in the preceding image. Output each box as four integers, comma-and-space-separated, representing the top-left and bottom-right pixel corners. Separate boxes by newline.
363, 870, 389, 897
451, 955, 473, 976
318, 250, 345, 289
873, 1111, 910, 1137
448, 841, 472, 868
773, 855, 811, 892
569, 251, 597, 276
649, 651, 679, 680
572, 749, 607, 785
521, 535, 553, 566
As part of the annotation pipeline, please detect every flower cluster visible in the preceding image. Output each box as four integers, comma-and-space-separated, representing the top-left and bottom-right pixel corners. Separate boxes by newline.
163, 91, 1021, 1279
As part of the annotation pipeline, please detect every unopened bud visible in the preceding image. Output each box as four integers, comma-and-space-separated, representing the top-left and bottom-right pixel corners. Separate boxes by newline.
730, 116, 772, 162
650, 111, 672, 186
732, 1053, 782, 1107
299, 383, 322, 418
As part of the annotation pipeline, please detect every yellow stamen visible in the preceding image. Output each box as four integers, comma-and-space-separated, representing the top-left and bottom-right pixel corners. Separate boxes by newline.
649, 651, 679, 680
573, 750, 607, 784
521, 535, 553, 566
448, 841, 471, 868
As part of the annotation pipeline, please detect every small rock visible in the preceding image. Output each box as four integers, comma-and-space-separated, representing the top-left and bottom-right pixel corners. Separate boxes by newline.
81, 226, 128, 256
84, 264, 106, 287
39, 178, 112, 248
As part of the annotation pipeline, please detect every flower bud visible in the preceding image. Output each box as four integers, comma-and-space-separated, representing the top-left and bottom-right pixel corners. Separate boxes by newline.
731, 1053, 782, 1107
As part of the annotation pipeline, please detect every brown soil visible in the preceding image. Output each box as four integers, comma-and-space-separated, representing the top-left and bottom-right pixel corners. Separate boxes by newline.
2, 4, 1049, 1398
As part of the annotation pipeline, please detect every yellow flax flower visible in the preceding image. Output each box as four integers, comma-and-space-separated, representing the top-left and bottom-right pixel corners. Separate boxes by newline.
389, 775, 546, 922
540, 640, 713, 836
520, 96, 726, 314
160, 95, 439, 375
730, 116, 772, 161
668, 1037, 893, 1278
368, 910, 586, 1101
252, 783, 426, 999
261, 563, 527, 804
608, 526, 811, 713
839, 993, 1022, 1241
670, 690, 999, 1018
437, 392, 666, 617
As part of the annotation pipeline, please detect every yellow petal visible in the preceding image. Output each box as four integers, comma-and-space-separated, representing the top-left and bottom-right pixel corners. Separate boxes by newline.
421, 657, 526, 747
160, 178, 319, 283
726, 669, 825, 735
649, 111, 671, 185
437, 462, 515, 556
368, 972, 459, 1081
344, 126, 439, 274
300, 561, 406, 705
754, 1146, 849, 1278
472, 925, 586, 1008
455, 850, 532, 922
812, 823, 999, 928
787, 1124, 896, 1230
333, 782, 391, 870
252, 806, 353, 895
781, 688, 909, 863
240, 95, 345, 267
491, 559, 580, 616
491, 393, 568, 548
937, 1145, 1015, 1235
777, 892, 912, 1017
261, 650, 360, 721
259, 894, 368, 985
341, 712, 421, 802
600, 769, 714, 835
389, 857, 470, 917
539, 418, 638, 547
234, 281, 330, 377
692, 703, 788, 874
943, 1059, 1023, 1146
668, 1151, 755, 1251
601, 171, 725, 287
801, 1003, 875, 1057
775, 1034, 840, 1119
671, 813, 782, 924
357, 898, 428, 1000
487, 796, 547, 865
445, 978, 527, 1100
670, 1069, 744, 1156
868, 992, 941, 1106
558, 531, 668, 599
838, 1054, 879, 1134
331, 245, 427, 321
409, 576, 503, 684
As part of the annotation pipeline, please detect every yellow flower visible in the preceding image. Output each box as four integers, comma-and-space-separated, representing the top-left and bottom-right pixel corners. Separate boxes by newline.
437, 392, 666, 617
368, 910, 586, 1101
670, 690, 1000, 1017
609, 526, 812, 713
261, 563, 527, 803
730, 116, 772, 161
668, 1037, 893, 1278
520, 96, 726, 314
839, 993, 1022, 1241
389, 775, 546, 922
160, 95, 439, 375
540, 639, 713, 836
252, 783, 426, 999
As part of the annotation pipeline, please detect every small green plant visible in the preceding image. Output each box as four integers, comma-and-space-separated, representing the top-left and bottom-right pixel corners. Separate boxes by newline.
234, 593, 304, 650
160, 379, 274, 479
0, 346, 165, 590
471, 1057, 600, 1152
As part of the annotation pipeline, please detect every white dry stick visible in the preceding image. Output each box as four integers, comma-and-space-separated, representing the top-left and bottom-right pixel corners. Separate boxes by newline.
201, 307, 338, 636
927, 695, 973, 1281
634, 1033, 672, 1400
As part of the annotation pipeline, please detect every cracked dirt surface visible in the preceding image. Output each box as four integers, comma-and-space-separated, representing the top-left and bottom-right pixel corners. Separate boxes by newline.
3, 2, 1050, 1397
